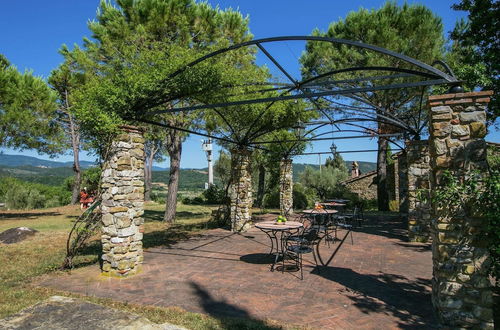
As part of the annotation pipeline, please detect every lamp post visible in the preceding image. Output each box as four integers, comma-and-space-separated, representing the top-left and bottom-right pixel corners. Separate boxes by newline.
330, 142, 337, 159
201, 139, 213, 188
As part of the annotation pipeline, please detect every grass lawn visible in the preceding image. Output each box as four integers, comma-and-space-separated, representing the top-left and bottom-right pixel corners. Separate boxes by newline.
0, 203, 292, 329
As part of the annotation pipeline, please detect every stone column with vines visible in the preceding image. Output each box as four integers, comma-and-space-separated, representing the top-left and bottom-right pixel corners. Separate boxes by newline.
100, 125, 145, 277
406, 140, 431, 242
428, 91, 493, 328
229, 147, 252, 232
279, 158, 293, 217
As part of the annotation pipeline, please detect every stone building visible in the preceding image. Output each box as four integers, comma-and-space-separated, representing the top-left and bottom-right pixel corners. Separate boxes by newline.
341, 170, 377, 201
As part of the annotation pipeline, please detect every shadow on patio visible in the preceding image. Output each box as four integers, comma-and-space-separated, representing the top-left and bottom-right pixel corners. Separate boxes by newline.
317, 267, 435, 328
191, 282, 282, 329
36, 214, 436, 328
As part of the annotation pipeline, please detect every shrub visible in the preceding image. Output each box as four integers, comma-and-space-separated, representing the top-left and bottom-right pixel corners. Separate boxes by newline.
202, 185, 227, 204
0, 177, 70, 210
182, 196, 205, 205
150, 191, 166, 203
262, 183, 316, 210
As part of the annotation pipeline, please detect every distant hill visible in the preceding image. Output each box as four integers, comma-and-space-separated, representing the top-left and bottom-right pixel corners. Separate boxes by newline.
0, 154, 96, 168
0, 165, 75, 186
293, 161, 376, 181
0, 153, 377, 189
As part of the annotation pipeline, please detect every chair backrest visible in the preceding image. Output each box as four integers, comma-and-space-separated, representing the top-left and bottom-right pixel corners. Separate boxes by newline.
302, 228, 322, 245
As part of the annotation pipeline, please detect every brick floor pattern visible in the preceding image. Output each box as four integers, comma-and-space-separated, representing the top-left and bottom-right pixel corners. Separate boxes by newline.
38, 215, 436, 329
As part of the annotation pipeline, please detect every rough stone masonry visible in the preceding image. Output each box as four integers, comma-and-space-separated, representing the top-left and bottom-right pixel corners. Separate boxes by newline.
406, 140, 431, 242
279, 158, 293, 217
229, 147, 253, 232
100, 125, 145, 277
428, 91, 493, 329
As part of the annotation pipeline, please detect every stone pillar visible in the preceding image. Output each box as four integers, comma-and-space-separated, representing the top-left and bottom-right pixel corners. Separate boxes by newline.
428, 91, 493, 328
393, 157, 400, 207
279, 158, 293, 217
386, 160, 398, 209
406, 140, 431, 242
398, 151, 409, 215
229, 148, 252, 232
100, 125, 145, 277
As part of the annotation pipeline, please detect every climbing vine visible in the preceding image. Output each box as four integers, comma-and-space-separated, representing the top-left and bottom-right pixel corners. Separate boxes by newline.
430, 170, 500, 283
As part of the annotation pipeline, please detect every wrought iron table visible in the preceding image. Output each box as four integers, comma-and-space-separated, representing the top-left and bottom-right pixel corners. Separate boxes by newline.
255, 221, 303, 271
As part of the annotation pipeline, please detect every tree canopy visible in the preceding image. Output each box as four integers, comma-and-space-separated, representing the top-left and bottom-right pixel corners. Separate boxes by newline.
450, 0, 499, 121
0, 54, 63, 154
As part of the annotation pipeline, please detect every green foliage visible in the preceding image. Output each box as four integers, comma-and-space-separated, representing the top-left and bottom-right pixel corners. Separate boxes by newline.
301, 1, 445, 115
325, 153, 348, 172
182, 185, 228, 205
262, 183, 316, 210
0, 54, 63, 154
487, 143, 500, 170
71, 0, 255, 149
152, 169, 220, 190
182, 196, 205, 205
450, 0, 499, 120
430, 170, 500, 283
64, 166, 102, 194
214, 150, 231, 187
0, 165, 74, 186
202, 185, 228, 205
299, 165, 348, 200
0, 177, 71, 210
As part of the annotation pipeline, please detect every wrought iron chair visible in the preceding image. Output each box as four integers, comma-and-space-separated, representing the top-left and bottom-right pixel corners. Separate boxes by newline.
284, 227, 322, 280
332, 207, 355, 245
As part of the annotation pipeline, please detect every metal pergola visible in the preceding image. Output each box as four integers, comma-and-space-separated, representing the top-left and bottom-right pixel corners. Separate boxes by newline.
130, 36, 460, 155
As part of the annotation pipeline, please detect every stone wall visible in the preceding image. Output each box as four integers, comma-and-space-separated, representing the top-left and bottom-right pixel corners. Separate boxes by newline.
279, 159, 293, 217
428, 91, 493, 328
229, 148, 252, 232
342, 171, 377, 201
100, 126, 145, 277
397, 152, 409, 214
406, 140, 431, 242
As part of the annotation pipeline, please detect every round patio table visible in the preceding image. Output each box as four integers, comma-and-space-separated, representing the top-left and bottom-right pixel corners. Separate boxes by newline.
301, 209, 338, 214
326, 198, 350, 203
255, 221, 303, 271
320, 202, 346, 207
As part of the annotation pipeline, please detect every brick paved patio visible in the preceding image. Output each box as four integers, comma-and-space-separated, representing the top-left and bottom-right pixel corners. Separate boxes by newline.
37, 215, 436, 329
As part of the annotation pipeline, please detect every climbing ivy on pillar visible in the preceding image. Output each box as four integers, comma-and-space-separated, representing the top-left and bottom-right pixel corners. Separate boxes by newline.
406, 140, 431, 242
229, 147, 253, 232
428, 91, 493, 328
279, 158, 293, 217
100, 125, 145, 277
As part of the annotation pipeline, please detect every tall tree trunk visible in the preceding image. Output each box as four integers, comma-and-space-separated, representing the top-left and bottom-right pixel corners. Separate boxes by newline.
66, 89, 81, 205
377, 137, 389, 211
164, 134, 182, 223
144, 146, 156, 202
256, 164, 265, 207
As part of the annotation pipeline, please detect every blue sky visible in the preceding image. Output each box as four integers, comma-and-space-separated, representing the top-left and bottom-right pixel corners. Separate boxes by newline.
0, 1, 497, 168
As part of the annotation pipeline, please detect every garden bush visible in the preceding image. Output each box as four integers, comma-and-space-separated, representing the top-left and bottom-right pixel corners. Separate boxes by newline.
202, 185, 228, 204
262, 183, 316, 210
0, 177, 71, 209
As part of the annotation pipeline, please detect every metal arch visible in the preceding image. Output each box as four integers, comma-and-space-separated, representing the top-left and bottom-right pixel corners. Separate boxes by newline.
313, 105, 417, 135
165, 36, 458, 83
249, 133, 403, 145
147, 78, 447, 115
299, 66, 443, 88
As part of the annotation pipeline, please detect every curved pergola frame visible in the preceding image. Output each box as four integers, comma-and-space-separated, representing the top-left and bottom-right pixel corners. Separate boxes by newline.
134, 35, 461, 151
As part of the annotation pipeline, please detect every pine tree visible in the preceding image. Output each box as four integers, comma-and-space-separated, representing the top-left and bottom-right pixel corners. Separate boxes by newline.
301, 2, 445, 210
